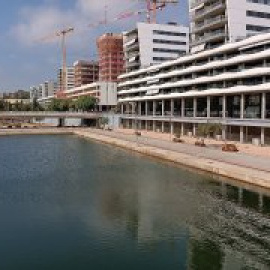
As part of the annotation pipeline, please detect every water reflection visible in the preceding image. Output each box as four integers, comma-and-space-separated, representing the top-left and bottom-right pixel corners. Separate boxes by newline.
0, 135, 270, 270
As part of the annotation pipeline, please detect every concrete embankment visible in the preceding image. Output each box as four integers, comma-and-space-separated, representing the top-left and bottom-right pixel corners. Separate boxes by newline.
75, 130, 270, 189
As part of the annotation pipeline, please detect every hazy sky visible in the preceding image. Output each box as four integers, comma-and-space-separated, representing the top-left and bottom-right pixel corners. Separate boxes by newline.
0, 0, 189, 91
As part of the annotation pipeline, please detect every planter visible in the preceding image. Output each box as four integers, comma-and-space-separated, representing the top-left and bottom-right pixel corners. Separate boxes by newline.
222, 144, 238, 152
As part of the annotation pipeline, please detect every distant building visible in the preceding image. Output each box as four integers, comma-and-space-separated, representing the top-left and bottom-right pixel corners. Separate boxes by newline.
123, 22, 189, 72
30, 86, 42, 100
97, 33, 125, 82
189, 0, 270, 52
74, 60, 99, 87
30, 81, 57, 100
57, 67, 75, 91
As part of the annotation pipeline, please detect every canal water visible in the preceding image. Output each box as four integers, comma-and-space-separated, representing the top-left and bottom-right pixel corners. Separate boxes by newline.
0, 135, 270, 270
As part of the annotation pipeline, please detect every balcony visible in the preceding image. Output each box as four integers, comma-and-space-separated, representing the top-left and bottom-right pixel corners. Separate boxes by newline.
193, 15, 227, 34
194, 0, 226, 21
192, 28, 227, 46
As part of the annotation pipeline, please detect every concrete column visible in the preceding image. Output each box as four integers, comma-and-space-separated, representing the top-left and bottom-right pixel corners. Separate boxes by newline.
207, 96, 211, 118
161, 121, 165, 133
170, 122, 174, 136
153, 101, 156, 116
138, 102, 142, 116
193, 98, 197, 118
240, 94, 244, 119
222, 95, 226, 118
240, 126, 244, 143
145, 120, 148, 130
145, 101, 148, 116
171, 99, 174, 116
162, 100, 165, 117
181, 99, 185, 117
181, 122, 184, 136
121, 104, 124, 115
261, 127, 265, 146
262, 92, 266, 119
193, 124, 196, 136
222, 126, 227, 141
153, 120, 156, 131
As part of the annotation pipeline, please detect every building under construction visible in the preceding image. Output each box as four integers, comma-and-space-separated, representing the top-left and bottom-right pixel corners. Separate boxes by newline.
97, 33, 124, 82
74, 60, 99, 87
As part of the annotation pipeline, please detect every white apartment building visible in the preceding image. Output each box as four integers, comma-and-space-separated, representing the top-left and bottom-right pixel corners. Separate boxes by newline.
124, 22, 189, 72
190, 0, 270, 52
118, 32, 270, 145
30, 85, 42, 100
41, 80, 57, 98
57, 67, 75, 91
30, 80, 57, 100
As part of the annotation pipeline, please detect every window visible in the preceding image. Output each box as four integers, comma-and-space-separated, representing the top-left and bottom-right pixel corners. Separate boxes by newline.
246, 24, 270, 32
247, 10, 270, 19
153, 30, 187, 37
247, 0, 270, 5
153, 48, 186, 54
153, 39, 187, 45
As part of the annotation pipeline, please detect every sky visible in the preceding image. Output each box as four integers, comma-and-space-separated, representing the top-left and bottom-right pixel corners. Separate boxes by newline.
0, 0, 189, 92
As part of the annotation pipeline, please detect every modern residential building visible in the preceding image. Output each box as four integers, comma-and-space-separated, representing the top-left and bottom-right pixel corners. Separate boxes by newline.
97, 33, 125, 82
118, 32, 270, 145
57, 67, 75, 91
74, 60, 99, 87
124, 22, 189, 72
189, 0, 270, 52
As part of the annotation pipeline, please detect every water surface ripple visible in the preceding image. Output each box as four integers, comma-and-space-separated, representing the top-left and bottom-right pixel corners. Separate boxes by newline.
0, 135, 270, 270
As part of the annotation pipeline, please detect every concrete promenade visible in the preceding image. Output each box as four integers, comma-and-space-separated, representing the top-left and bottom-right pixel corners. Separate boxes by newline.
75, 129, 270, 189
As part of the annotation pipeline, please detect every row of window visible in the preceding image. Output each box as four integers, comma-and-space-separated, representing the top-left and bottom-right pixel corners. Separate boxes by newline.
246, 24, 270, 32
153, 48, 186, 54
247, 10, 270, 19
247, 0, 270, 5
153, 30, 187, 37
153, 56, 176, 61
153, 39, 187, 46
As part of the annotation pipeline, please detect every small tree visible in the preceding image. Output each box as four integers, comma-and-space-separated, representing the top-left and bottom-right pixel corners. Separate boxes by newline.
197, 123, 212, 145
98, 117, 109, 129
75, 96, 97, 112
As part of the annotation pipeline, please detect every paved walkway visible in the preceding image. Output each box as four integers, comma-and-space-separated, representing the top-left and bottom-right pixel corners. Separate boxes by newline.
89, 129, 270, 173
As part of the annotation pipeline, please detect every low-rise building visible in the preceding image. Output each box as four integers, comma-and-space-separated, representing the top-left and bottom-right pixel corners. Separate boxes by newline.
64, 82, 118, 111
118, 32, 270, 145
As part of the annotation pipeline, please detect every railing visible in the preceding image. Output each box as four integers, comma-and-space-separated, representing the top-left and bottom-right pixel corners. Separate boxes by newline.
194, 15, 227, 33
194, 0, 226, 19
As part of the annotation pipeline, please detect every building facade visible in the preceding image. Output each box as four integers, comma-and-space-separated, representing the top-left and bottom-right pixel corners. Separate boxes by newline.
74, 60, 99, 87
64, 82, 118, 110
57, 67, 75, 91
97, 33, 125, 82
190, 0, 270, 52
118, 32, 270, 145
124, 22, 189, 72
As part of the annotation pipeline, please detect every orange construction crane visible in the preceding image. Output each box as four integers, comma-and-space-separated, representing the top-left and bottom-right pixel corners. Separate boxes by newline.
140, 0, 178, 24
